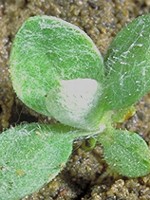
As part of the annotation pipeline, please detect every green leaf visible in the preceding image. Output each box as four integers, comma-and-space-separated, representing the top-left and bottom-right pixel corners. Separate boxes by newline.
104, 14, 150, 110
0, 123, 76, 200
0, 122, 101, 200
98, 129, 150, 177
10, 16, 105, 130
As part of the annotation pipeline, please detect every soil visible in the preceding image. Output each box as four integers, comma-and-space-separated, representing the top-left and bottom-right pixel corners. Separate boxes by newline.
0, 0, 150, 199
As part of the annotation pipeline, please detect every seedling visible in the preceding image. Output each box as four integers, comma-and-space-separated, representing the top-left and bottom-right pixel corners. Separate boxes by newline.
0, 14, 150, 200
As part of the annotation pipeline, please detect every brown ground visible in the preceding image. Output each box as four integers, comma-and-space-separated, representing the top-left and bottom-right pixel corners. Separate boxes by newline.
0, 0, 150, 199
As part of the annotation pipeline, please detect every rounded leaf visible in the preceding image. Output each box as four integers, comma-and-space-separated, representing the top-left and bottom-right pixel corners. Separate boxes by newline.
0, 123, 74, 200
99, 129, 150, 177
10, 16, 104, 130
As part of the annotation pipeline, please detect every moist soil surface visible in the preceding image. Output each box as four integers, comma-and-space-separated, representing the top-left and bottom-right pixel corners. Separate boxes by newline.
0, 0, 150, 199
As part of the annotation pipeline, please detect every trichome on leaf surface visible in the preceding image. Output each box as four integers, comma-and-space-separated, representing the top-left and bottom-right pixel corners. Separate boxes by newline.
0, 14, 150, 200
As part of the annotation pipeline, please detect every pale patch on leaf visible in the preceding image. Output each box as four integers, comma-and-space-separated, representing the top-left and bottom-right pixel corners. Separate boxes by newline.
46, 78, 103, 130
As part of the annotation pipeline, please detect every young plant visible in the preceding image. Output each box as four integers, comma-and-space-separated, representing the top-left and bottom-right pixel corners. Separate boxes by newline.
0, 14, 150, 200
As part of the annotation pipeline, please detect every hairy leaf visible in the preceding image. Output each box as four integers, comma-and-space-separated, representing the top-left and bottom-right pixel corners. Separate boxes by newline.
99, 129, 150, 177
104, 14, 150, 110
0, 123, 76, 200
10, 16, 105, 130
